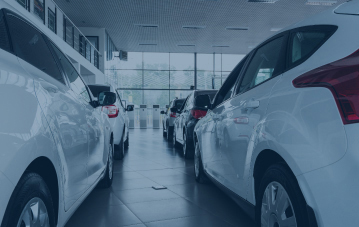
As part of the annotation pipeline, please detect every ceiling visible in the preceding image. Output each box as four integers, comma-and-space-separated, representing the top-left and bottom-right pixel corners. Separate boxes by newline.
53, 0, 346, 54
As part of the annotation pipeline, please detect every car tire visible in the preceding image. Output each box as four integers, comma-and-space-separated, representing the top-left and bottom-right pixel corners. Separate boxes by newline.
124, 131, 129, 149
98, 141, 114, 188
183, 129, 194, 159
255, 163, 309, 227
194, 142, 209, 184
173, 128, 180, 148
1, 172, 56, 227
163, 124, 167, 137
114, 134, 124, 160
167, 125, 173, 141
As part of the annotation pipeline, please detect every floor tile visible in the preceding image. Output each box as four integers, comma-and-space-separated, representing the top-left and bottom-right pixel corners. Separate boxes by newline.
113, 187, 180, 204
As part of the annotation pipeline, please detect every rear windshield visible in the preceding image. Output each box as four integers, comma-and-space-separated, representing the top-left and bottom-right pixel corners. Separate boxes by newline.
88, 85, 110, 97
174, 100, 184, 109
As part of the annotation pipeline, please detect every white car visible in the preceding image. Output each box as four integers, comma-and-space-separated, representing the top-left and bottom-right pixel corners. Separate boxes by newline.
0, 4, 115, 227
88, 84, 134, 160
161, 98, 185, 141
194, 2, 359, 227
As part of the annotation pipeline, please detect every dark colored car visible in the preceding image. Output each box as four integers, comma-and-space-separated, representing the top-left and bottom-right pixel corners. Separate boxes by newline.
173, 90, 217, 158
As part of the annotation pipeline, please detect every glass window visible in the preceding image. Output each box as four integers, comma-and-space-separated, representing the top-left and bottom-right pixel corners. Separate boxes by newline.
116, 52, 142, 69
33, 0, 45, 23
0, 11, 11, 52
197, 71, 215, 90
144, 70, 169, 89
144, 53, 169, 70
197, 54, 213, 71
170, 53, 194, 70
170, 71, 194, 89
290, 28, 335, 66
49, 42, 91, 103
6, 14, 64, 83
144, 90, 169, 107
116, 70, 142, 89
48, 8, 56, 33
16, 0, 30, 11
222, 54, 245, 71
170, 90, 192, 102
174, 99, 185, 109
237, 37, 284, 94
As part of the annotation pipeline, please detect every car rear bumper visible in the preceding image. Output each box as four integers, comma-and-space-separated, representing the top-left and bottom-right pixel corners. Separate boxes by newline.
298, 123, 359, 227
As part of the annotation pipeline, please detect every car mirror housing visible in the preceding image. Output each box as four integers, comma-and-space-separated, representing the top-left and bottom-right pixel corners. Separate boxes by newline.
126, 105, 134, 111
98, 91, 116, 106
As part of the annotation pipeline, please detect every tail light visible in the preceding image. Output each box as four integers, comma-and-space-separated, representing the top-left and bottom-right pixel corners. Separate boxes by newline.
191, 109, 207, 119
170, 112, 176, 118
102, 105, 119, 118
293, 50, 359, 124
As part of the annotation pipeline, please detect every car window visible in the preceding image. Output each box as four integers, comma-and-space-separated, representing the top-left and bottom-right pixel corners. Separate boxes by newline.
213, 55, 249, 107
0, 10, 11, 52
6, 13, 64, 84
49, 42, 91, 103
290, 27, 336, 67
174, 100, 184, 109
237, 36, 285, 94
116, 90, 125, 109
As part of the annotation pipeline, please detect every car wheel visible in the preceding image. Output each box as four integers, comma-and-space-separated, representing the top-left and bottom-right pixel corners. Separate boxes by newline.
183, 129, 194, 159
114, 134, 124, 160
256, 163, 309, 227
124, 131, 129, 149
194, 142, 209, 184
98, 141, 114, 188
166, 125, 173, 141
1, 172, 56, 227
173, 128, 179, 147
162, 123, 167, 137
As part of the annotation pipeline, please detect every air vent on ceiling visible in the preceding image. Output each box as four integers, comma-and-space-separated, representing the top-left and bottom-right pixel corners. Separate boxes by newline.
177, 44, 196, 47
212, 45, 230, 47
306, 0, 337, 5
139, 43, 157, 46
248, 0, 279, 3
225, 26, 249, 31
119, 50, 128, 61
134, 24, 159, 28
182, 25, 206, 29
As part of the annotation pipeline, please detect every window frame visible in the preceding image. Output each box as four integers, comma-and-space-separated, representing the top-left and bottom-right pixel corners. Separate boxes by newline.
234, 32, 289, 96
47, 7, 56, 34
286, 25, 338, 71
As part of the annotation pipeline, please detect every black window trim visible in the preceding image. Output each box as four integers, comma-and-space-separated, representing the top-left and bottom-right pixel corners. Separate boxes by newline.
233, 31, 290, 97
0, 9, 14, 54
285, 24, 338, 72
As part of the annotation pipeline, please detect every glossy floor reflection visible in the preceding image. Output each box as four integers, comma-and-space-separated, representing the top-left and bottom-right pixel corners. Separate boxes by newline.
65, 129, 256, 227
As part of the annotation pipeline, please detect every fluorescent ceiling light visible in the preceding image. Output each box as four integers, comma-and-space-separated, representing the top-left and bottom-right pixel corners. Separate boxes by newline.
212, 45, 230, 47
182, 25, 206, 29
306, 0, 337, 5
177, 44, 196, 47
139, 43, 157, 46
226, 26, 249, 31
134, 24, 159, 28
270, 28, 282, 32
248, 0, 279, 3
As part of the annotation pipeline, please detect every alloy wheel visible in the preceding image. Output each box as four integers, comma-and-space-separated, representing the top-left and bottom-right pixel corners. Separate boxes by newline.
17, 197, 50, 227
261, 182, 297, 227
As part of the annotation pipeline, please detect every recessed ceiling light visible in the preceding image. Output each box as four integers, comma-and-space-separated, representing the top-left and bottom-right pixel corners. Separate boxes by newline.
182, 25, 206, 29
306, 0, 337, 5
270, 28, 282, 32
212, 45, 230, 47
177, 44, 196, 47
134, 24, 159, 28
139, 43, 157, 46
248, 0, 279, 3
225, 26, 249, 31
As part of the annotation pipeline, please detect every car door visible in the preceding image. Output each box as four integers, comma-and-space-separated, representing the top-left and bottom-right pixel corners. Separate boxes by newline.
220, 34, 288, 197
4, 11, 90, 210
178, 93, 193, 143
48, 42, 106, 185
202, 55, 250, 186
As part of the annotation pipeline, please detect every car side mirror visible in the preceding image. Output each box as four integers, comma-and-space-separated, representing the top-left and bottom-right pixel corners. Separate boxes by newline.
170, 107, 179, 113
160, 110, 165, 114
126, 105, 134, 112
98, 91, 116, 106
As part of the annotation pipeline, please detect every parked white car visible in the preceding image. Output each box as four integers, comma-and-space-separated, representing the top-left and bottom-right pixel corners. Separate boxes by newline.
194, 2, 359, 226
0, 4, 115, 227
161, 98, 185, 140
88, 84, 134, 160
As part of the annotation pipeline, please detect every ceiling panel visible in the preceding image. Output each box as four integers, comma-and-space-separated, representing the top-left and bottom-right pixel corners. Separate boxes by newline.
53, 0, 346, 54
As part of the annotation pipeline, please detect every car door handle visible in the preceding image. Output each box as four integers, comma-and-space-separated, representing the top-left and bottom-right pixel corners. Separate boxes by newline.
244, 100, 259, 109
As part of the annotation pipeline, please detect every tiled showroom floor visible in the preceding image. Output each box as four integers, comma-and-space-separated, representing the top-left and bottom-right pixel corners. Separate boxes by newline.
65, 129, 256, 227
